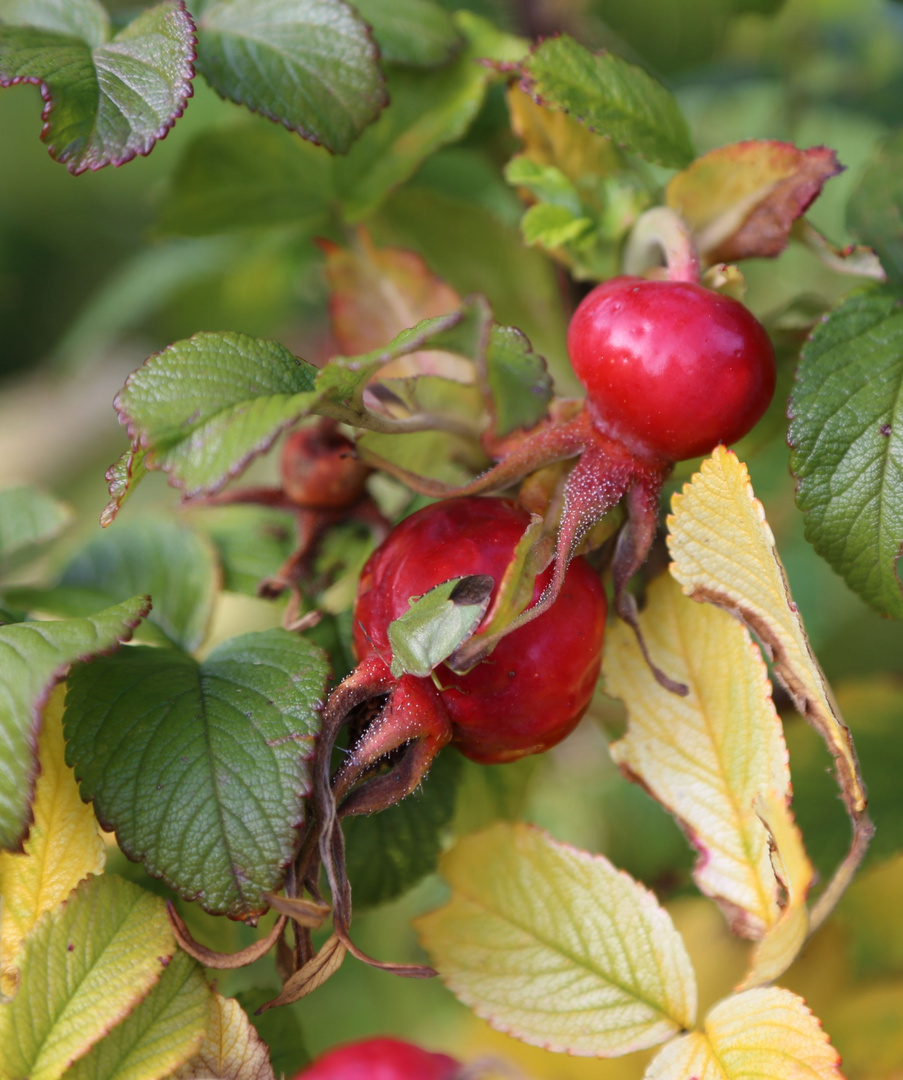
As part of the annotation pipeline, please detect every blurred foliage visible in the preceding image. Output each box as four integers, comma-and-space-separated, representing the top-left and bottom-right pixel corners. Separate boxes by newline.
2, 0, 903, 1073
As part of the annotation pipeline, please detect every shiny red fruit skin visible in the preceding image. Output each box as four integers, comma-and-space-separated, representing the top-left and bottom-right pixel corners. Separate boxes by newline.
297, 1037, 459, 1080
353, 497, 607, 764
567, 276, 776, 464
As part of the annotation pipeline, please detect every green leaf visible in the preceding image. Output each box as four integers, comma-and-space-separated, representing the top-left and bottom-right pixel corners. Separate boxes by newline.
101, 449, 148, 528
156, 121, 335, 237
0, 596, 150, 852
417, 822, 697, 1055
847, 129, 903, 285
482, 325, 553, 437
333, 13, 514, 221
0, 0, 195, 174
0, 487, 73, 579
114, 330, 319, 500
193, 0, 386, 154
0, 0, 108, 44
789, 287, 903, 618
189, 504, 298, 596
387, 575, 493, 679
64, 630, 329, 918
0, 874, 176, 1080
351, 0, 461, 67
504, 155, 583, 213
65, 951, 210, 1080
58, 517, 218, 652
518, 35, 695, 169
520, 202, 593, 249
343, 747, 462, 908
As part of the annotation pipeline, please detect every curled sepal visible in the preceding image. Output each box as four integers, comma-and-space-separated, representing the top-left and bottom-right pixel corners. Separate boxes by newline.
259, 934, 347, 1009
668, 447, 873, 931
644, 988, 842, 1080
418, 822, 696, 1056
0, 0, 196, 174
167, 903, 289, 971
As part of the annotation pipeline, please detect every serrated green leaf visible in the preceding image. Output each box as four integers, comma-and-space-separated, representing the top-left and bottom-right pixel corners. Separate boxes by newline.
0, 0, 195, 174
847, 129, 903, 285
66, 951, 210, 1080
0, 0, 108, 43
101, 448, 148, 528
0, 597, 149, 852
334, 14, 511, 221
789, 287, 903, 618
114, 330, 318, 500
351, 0, 461, 67
344, 747, 462, 908
504, 155, 583, 213
520, 202, 593, 248
0, 874, 175, 1080
481, 324, 552, 437
417, 821, 697, 1055
0, 487, 73, 579
194, 0, 385, 154
387, 575, 493, 678
519, 35, 694, 169
63, 630, 329, 917
58, 517, 218, 652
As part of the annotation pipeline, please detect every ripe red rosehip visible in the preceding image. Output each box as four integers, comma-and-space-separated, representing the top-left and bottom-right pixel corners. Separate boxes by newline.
567, 276, 776, 463
296, 1037, 459, 1080
353, 497, 607, 764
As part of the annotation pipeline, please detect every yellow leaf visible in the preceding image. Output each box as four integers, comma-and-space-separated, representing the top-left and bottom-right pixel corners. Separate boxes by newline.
606, 574, 789, 939
174, 993, 275, 1080
0, 684, 105, 995
644, 987, 843, 1080
417, 822, 697, 1057
506, 85, 622, 186
738, 791, 814, 989
667, 448, 866, 823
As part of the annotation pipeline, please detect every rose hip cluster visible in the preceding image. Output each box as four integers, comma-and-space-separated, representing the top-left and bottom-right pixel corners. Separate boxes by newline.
291, 274, 775, 978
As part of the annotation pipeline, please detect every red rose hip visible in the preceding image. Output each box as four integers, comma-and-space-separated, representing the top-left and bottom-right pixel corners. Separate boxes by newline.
567, 276, 776, 463
353, 496, 607, 763
296, 1037, 459, 1080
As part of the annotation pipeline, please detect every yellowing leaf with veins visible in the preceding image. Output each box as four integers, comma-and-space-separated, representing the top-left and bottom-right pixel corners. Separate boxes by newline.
667, 448, 866, 825
606, 574, 789, 940
644, 987, 843, 1080
0, 684, 105, 995
174, 993, 275, 1080
739, 791, 814, 990
0, 874, 175, 1080
417, 821, 697, 1057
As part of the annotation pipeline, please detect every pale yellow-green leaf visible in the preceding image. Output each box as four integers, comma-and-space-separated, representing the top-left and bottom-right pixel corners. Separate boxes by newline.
417, 822, 696, 1057
65, 951, 210, 1080
667, 447, 866, 819
644, 987, 842, 1080
174, 992, 275, 1080
606, 574, 788, 940
738, 791, 814, 990
0, 874, 175, 1080
0, 685, 105, 996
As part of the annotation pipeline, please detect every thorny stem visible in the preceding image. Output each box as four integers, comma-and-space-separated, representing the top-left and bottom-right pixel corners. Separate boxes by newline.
623, 206, 701, 284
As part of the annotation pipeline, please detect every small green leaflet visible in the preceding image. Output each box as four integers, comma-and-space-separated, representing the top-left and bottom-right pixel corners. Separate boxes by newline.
388, 575, 494, 679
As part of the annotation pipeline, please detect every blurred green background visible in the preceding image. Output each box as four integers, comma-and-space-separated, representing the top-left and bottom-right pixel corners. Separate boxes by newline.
2, 0, 902, 1075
